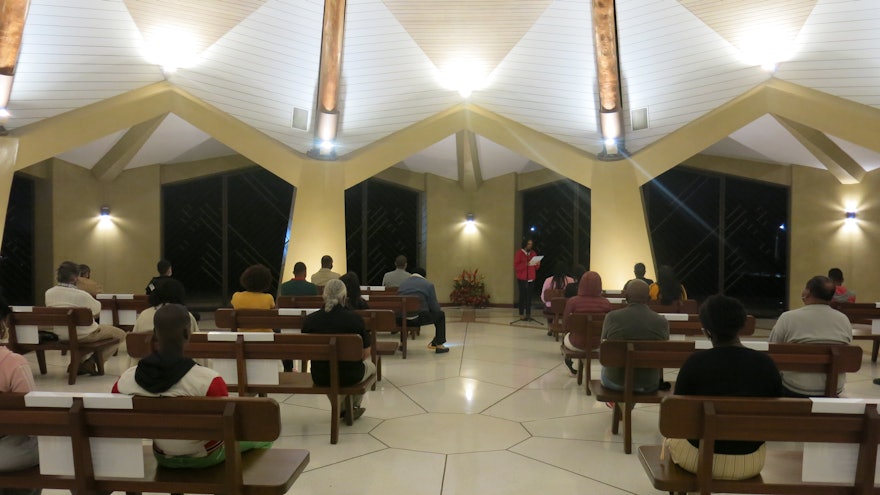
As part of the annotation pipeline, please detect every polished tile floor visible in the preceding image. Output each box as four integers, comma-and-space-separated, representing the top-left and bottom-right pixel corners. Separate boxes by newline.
31, 308, 880, 495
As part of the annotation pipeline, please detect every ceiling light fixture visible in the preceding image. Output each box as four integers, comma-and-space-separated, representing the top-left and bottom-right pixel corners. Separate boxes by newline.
438, 57, 490, 98
142, 26, 200, 74
735, 24, 796, 71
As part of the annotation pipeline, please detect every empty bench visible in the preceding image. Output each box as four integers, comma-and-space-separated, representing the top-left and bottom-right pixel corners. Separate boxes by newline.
127, 331, 376, 444
8, 307, 118, 385
0, 392, 308, 495
590, 340, 863, 453
639, 396, 879, 495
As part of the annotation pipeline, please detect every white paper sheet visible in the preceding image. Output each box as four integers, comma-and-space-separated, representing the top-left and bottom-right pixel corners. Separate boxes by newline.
660, 313, 688, 321
14, 325, 39, 344
207, 331, 275, 342
212, 358, 279, 385
741, 341, 769, 351
38, 436, 145, 478
277, 308, 319, 316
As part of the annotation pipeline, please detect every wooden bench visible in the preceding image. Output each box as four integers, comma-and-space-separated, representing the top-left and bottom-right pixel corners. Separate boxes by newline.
560, 313, 604, 395
8, 307, 118, 385
665, 314, 756, 336
0, 393, 308, 495
212, 307, 394, 388
548, 297, 567, 341
277, 294, 421, 358
834, 302, 880, 362
639, 396, 880, 495
591, 340, 864, 454
126, 332, 375, 444
541, 288, 565, 335
98, 294, 151, 332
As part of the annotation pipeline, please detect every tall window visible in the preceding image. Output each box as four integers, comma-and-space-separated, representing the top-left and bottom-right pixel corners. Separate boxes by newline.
521, 180, 591, 291
345, 179, 420, 285
643, 167, 788, 315
163, 168, 294, 306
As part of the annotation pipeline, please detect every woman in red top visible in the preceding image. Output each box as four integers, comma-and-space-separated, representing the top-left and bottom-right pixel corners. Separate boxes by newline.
514, 239, 540, 320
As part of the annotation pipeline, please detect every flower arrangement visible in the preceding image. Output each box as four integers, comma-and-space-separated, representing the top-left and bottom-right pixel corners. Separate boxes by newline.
449, 269, 491, 308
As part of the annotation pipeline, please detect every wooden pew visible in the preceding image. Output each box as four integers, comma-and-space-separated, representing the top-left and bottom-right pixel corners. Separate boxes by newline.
834, 302, 880, 362
98, 294, 151, 332
277, 294, 421, 358
548, 297, 567, 341
639, 396, 880, 495
212, 308, 394, 387
591, 340, 863, 454
560, 313, 604, 395
541, 288, 565, 334
664, 314, 756, 336
126, 332, 376, 444
0, 393, 309, 495
7, 307, 118, 385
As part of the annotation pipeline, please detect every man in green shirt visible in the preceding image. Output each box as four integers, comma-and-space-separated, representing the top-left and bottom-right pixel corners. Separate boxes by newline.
280, 262, 319, 296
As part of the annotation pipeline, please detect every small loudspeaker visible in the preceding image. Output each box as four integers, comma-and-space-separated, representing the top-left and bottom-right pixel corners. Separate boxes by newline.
292, 108, 309, 131
631, 107, 648, 131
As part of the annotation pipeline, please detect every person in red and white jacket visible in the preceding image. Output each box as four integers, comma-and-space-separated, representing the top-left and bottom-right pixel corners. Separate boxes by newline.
112, 304, 270, 469
514, 239, 540, 320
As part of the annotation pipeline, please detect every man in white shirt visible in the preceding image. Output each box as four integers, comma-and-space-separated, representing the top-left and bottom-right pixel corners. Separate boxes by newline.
310, 255, 342, 287
769, 275, 853, 397
382, 255, 411, 288
45, 261, 126, 375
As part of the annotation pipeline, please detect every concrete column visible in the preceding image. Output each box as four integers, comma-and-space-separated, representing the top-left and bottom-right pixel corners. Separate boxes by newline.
282, 163, 347, 283
589, 162, 655, 290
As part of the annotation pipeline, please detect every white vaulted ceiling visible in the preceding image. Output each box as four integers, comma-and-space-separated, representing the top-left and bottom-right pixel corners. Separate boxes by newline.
6, 0, 880, 182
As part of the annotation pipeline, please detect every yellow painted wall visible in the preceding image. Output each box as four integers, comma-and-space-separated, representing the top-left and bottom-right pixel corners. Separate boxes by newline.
45, 159, 161, 297
425, 173, 516, 305
789, 166, 880, 306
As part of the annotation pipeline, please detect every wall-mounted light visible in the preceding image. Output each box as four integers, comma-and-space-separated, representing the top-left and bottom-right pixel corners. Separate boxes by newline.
845, 210, 857, 222
100, 206, 110, 217
464, 213, 476, 233
466, 213, 475, 225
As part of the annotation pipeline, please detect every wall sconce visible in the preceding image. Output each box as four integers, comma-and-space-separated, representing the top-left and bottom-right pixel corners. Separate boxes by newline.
845, 210, 857, 222
466, 213, 474, 226
100, 205, 110, 217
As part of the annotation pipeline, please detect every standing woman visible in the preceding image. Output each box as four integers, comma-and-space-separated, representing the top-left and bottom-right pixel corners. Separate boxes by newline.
514, 239, 540, 321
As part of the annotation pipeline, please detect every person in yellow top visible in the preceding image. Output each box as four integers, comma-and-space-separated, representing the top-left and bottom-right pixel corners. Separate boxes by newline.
230, 264, 275, 332
649, 265, 687, 304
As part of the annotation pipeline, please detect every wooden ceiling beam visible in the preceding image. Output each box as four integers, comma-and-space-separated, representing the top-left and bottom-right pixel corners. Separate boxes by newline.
456, 131, 483, 192
774, 115, 866, 184
91, 114, 166, 182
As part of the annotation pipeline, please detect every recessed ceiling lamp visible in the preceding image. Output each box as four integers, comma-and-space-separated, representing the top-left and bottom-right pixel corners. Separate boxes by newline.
142, 26, 200, 74
438, 56, 490, 98
735, 24, 796, 72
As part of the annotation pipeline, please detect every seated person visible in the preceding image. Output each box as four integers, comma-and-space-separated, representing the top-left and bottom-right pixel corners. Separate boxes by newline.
649, 265, 687, 304
668, 295, 782, 480
302, 280, 376, 419
75, 264, 103, 296
828, 268, 856, 303
45, 261, 126, 375
340, 272, 369, 310
146, 259, 177, 295
599, 280, 669, 392
622, 262, 653, 293
561, 271, 611, 375
311, 255, 342, 287
133, 279, 200, 334
381, 255, 410, 288
541, 261, 574, 309
112, 304, 271, 468
564, 264, 586, 298
769, 275, 852, 397
230, 264, 275, 332
0, 298, 40, 494
397, 268, 449, 354
280, 262, 318, 296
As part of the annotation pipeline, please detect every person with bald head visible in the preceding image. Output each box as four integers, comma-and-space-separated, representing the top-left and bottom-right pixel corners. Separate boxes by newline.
769, 275, 853, 397
599, 280, 670, 392
113, 304, 271, 468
